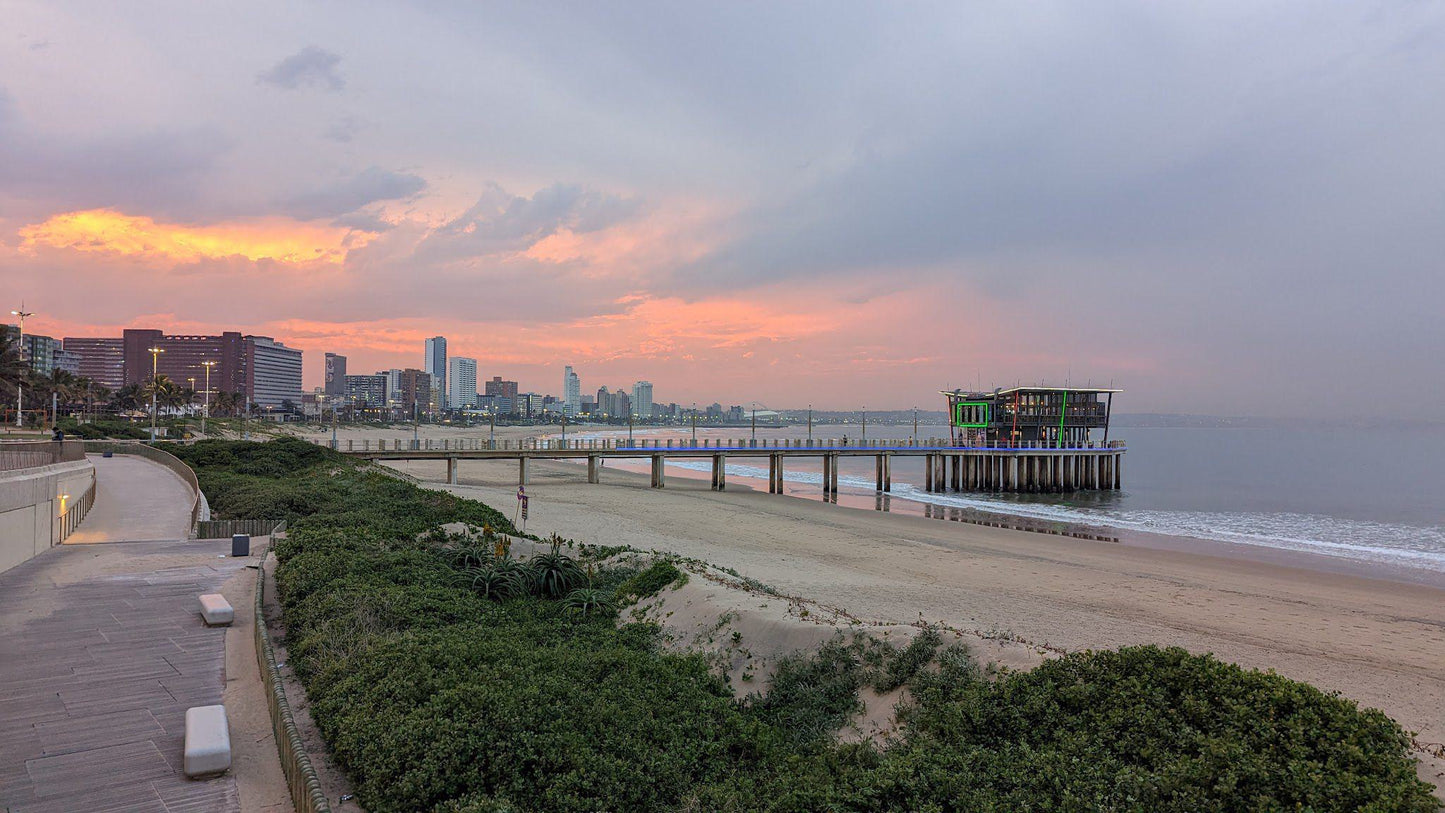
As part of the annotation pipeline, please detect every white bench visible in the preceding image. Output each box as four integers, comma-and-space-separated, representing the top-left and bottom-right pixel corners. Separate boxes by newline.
198, 594, 233, 626
183, 705, 231, 776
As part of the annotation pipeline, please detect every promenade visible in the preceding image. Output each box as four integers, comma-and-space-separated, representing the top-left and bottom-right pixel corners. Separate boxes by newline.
0, 455, 249, 813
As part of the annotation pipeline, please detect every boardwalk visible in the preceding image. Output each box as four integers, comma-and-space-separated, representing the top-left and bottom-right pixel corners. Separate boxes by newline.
65, 454, 195, 545
0, 455, 246, 813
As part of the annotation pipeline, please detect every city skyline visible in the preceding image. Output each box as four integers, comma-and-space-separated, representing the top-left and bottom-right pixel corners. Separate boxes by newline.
3, 4, 1443, 419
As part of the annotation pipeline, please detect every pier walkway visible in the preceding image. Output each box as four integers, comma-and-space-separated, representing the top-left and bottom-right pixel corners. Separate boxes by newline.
321, 436, 1127, 494
0, 454, 245, 812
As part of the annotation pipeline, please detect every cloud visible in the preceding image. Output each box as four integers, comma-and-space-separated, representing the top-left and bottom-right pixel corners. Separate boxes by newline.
324, 116, 361, 143
415, 182, 643, 262
18, 209, 365, 265
257, 46, 345, 92
280, 167, 427, 219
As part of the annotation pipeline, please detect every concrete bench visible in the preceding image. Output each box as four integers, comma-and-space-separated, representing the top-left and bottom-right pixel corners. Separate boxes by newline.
198, 594, 233, 627
183, 705, 231, 776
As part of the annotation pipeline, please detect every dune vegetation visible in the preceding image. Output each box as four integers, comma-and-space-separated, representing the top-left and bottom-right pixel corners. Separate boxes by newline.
171, 438, 1439, 813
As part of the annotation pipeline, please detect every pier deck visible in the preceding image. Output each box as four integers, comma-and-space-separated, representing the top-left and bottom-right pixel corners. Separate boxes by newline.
320, 437, 1125, 494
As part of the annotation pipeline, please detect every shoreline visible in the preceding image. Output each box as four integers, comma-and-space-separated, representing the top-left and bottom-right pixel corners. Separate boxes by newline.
379, 455, 1445, 791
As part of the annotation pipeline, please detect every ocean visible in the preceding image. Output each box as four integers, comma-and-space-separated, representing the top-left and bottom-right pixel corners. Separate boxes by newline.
570, 423, 1445, 578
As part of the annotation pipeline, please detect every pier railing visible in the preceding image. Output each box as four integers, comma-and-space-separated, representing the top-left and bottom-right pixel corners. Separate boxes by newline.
316, 437, 1126, 453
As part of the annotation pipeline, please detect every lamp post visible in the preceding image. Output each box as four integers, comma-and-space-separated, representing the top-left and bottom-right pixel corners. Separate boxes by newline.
862, 404, 867, 444
627, 410, 634, 446
750, 402, 756, 443
148, 347, 164, 441
691, 402, 697, 445
807, 403, 812, 445
201, 360, 216, 436
912, 406, 918, 446
187, 378, 196, 422
11, 305, 33, 428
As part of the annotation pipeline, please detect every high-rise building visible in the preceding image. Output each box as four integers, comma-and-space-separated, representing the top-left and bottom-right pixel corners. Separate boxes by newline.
3, 327, 62, 376
563, 366, 581, 417
61, 337, 124, 390
324, 353, 347, 396
120, 329, 301, 410
631, 381, 653, 420
244, 336, 304, 410
344, 374, 388, 410
484, 376, 518, 415
424, 337, 448, 408
396, 368, 431, 413
448, 357, 478, 408
381, 369, 403, 406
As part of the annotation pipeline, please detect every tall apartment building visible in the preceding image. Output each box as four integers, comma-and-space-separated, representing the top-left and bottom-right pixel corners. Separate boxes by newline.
396, 368, 432, 414
631, 381, 653, 420
61, 337, 125, 389
484, 376, 518, 415
448, 357, 478, 408
563, 366, 580, 416
424, 337, 447, 408
245, 336, 304, 409
3, 326, 61, 376
324, 353, 347, 396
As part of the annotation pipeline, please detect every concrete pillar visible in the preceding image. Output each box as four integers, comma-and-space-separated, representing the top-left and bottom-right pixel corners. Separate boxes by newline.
587, 455, 600, 484
1114, 454, 1122, 489
824, 454, 834, 494
883, 454, 892, 492
651, 455, 665, 488
446, 458, 458, 485
830, 453, 840, 495
518, 457, 528, 486
718, 454, 727, 491
950, 455, 960, 491
875, 455, 884, 492
924, 454, 934, 492
775, 454, 785, 493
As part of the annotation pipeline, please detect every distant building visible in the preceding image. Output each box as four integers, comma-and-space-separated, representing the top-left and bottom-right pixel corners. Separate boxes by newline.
2, 327, 62, 376
563, 366, 580, 416
631, 381, 653, 420
424, 337, 448, 408
244, 336, 304, 410
324, 353, 347, 397
580, 394, 596, 415
448, 357, 478, 408
484, 376, 518, 415
518, 392, 545, 418
120, 329, 299, 409
61, 337, 125, 389
344, 374, 388, 410
396, 368, 432, 414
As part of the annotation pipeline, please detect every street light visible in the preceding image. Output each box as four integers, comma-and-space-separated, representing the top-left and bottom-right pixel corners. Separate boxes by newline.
807, 403, 812, 445
201, 360, 216, 436
11, 305, 34, 428
148, 347, 164, 441
691, 402, 697, 445
862, 405, 867, 444
750, 402, 756, 443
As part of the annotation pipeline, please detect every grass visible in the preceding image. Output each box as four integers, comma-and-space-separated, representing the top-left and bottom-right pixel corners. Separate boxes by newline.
180, 439, 1439, 813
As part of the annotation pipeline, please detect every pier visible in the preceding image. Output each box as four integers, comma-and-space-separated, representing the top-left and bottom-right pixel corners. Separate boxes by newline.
324, 436, 1125, 495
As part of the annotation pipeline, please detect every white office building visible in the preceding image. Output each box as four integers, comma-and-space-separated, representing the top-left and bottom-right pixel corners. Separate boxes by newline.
631, 380, 653, 420
424, 336, 448, 408
449, 357, 478, 408
563, 366, 580, 416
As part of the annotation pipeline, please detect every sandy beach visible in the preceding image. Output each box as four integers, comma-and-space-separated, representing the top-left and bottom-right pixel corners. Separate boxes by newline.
368, 452, 1445, 791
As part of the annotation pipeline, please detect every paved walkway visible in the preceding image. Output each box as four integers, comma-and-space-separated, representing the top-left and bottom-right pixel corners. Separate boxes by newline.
0, 453, 246, 812
65, 455, 195, 545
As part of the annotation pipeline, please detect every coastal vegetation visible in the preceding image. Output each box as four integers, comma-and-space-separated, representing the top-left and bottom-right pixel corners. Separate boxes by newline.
178, 438, 1440, 812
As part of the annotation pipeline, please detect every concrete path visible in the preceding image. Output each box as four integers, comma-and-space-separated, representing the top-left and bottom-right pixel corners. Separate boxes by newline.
0, 539, 251, 812
66, 455, 194, 545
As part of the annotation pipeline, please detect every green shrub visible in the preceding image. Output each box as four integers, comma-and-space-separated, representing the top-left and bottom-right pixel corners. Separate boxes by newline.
184, 440, 1437, 813
614, 558, 684, 603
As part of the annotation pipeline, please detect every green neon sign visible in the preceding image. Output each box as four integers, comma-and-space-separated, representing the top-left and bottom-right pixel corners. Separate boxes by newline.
953, 401, 990, 428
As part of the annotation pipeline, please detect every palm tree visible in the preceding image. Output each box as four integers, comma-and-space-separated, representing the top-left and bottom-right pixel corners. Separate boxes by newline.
0, 333, 25, 394
112, 383, 145, 414
212, 390, 239, 418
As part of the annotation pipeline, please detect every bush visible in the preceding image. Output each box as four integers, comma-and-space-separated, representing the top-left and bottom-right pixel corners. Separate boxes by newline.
185, 440, 1438, 813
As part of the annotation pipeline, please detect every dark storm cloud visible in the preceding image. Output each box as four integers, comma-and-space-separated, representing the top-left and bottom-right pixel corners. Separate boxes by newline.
257, 46, 345, 92
280, 167, 427, 220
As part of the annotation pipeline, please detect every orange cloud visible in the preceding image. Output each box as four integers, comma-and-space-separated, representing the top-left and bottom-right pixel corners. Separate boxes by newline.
18, 209, 369, 265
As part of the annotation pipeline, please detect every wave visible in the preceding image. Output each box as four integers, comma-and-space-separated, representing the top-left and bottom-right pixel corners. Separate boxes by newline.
606, 455, 1445, 573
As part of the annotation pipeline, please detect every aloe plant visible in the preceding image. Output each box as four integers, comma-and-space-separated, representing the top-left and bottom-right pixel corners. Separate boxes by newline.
528, 550, 585, 597
561, 587, 615, 617
468, 560, 530, 601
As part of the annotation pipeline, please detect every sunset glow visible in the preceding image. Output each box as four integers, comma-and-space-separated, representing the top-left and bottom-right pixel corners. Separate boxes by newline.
19, 209, 366, 265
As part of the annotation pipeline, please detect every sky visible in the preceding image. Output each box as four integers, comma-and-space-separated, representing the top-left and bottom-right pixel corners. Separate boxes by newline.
2, 1, 1442, 419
